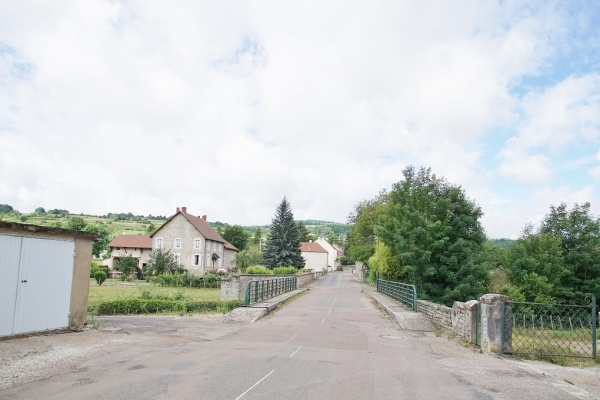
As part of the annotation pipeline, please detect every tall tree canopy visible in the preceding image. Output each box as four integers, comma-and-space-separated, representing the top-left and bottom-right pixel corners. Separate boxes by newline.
539, 202, 600, 302
263, 197, 305, 269
347, 189, 389, 264
377, 166, 487, 305
296, 221, 311, 242
222, 225, 250, 251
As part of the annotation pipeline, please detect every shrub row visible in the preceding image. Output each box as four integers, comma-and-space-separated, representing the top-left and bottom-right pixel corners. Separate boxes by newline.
272, 266, 297, 274
245, 266, 272, 274
91, 299, 244, 315
149, 273, 221, 288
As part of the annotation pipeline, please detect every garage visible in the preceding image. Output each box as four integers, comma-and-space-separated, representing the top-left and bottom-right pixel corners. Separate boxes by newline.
0, 222, 96, 337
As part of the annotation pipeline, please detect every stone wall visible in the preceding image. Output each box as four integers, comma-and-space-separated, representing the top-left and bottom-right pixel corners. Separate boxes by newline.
417, 299, 478, 343
220, 272, 320, 301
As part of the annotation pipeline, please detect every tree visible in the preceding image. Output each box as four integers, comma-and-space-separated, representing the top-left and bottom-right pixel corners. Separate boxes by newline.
347, 189, 389, 264
66, 216, 87, 231
234, 247, 263, 271
0, 204, 14, 213
368, 241, 403, 282
34, 207, 46, 214
263, 197, 305, 269
145, 222, 157, 234
222, 225, 249, 251
144, 248, 183, 276
539, 202, 600, 302
84, 223, 110, 258
505, 227, 566, 302
377, 166, 487, 305
116, 256, 139, 277
296, 221, 311, 242
253, 228, 263, 247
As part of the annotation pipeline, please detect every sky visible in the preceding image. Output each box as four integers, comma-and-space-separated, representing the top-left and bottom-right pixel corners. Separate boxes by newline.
1, 1, 599, 239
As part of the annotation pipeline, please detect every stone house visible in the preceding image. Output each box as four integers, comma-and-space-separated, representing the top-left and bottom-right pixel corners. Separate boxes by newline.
150, 207, 238, 276
300, 241, 328, 271
103, 234, 152, 276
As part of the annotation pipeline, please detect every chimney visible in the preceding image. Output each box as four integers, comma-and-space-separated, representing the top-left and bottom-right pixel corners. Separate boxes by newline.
202, 215, 207, 222
176, 207, 180, 213
182, 206, 187, 214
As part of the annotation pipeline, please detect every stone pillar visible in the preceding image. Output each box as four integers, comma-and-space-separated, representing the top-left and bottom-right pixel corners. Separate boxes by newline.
479, 294, 510, 354
464, 300, 478, 344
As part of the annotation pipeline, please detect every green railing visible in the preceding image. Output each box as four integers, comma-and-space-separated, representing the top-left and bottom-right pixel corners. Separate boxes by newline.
244, 276, 297, 305
501, 296, 597, 359
376, 280, 418, 312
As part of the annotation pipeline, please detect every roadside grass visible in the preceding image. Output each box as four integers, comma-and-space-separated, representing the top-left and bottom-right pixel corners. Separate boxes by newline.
88, 284, 223, 315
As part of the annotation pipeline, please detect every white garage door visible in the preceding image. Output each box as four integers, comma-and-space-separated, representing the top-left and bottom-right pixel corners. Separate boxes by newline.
0, 235, 75, 336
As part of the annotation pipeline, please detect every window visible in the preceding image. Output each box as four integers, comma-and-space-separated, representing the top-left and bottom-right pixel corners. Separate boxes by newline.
219, 243, 223, 253
174, 238, 182, 249
155, 237, 163, 249
192, 254, 201, 266
193, 238, 201, 249
174, 253, 181, 264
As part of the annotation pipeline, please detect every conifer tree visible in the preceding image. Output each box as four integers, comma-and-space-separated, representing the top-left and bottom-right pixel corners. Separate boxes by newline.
263, 197, 305, 269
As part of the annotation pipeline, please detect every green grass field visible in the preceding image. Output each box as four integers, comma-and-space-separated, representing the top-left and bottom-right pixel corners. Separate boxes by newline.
88, 281, 221, 309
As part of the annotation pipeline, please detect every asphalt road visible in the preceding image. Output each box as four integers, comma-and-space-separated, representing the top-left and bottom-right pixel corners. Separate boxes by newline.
1, 271, 598, 399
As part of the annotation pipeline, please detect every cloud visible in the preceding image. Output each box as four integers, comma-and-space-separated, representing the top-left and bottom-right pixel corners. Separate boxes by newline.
0, 1, 599, 239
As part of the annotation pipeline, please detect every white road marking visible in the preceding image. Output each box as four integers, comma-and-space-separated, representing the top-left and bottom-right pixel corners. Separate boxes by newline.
235, 369, 275, 400
290, 346, 302, 358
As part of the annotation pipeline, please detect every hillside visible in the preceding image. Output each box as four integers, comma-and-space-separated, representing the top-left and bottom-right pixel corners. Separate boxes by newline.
0, 205, 350, 241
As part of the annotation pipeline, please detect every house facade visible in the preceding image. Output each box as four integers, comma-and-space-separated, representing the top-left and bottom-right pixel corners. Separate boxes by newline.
316, 235, 339, 271
300, 241, 328, 271
150, 207, 238, 276
104, 234, 153, 275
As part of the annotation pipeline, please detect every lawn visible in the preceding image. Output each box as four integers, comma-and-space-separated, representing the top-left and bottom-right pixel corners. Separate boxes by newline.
88, 280, 221, 309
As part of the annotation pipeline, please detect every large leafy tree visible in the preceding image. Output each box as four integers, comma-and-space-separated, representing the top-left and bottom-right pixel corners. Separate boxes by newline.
222, 225, 249, 251
84, 223, 111, 258
144, 248, 184, 276
116, 256, 139, 277
539, 202, 600, 302
234, 247, 263, 271
504, 226, 566, 302
377, 166, 487, 305
263, 197, 305, 269
347, 189, 389, 264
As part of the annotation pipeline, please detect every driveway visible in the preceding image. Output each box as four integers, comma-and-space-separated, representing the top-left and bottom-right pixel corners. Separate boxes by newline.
1, 272, 599, 399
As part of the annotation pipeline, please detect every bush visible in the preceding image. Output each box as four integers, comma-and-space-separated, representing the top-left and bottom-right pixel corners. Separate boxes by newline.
272, 266, 297, 275
245, 266, 272, 275
149, 273, 221, 288
91, 299, 244, 315
90, 263, 109, 278
94, 271, 107, 286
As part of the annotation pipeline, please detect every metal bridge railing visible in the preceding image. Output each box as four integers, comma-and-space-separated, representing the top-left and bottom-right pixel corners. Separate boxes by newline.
501, 296, 597, 359
244, 276, 297, 305
376, 279, 418, 312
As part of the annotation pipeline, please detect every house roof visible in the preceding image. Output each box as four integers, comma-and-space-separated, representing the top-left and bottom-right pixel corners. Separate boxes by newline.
108, 234, 152, 249
151, 209, 239, 252
300, 242, 327, 253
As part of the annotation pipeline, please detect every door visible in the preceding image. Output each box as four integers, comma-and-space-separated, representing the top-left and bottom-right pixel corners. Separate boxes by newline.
0, 235, 22, 336
12, 237, 75, 334
0, 235, 75, 336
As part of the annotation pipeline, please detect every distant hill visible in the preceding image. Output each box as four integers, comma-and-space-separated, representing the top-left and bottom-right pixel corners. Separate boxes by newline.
0, 206, 350, 240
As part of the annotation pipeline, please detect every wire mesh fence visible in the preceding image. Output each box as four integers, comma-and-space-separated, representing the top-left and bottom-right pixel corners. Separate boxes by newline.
501, 297, 597, 359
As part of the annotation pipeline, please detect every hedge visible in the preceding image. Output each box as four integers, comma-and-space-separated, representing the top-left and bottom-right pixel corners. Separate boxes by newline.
91, 299, 244, 315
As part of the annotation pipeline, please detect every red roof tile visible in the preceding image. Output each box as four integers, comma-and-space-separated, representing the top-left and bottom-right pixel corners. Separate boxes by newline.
300, 242, 327, 253
108, 235, 152, 249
